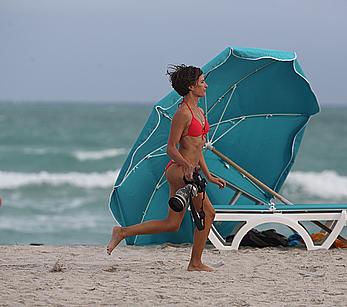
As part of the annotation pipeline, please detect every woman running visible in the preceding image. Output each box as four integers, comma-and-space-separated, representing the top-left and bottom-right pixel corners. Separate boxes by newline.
107, 65, 226, 271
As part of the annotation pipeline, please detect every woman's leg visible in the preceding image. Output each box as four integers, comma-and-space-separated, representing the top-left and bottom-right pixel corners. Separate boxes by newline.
188, 193, 216, 271
107, 164, 186, 255
106, 208, 186, 254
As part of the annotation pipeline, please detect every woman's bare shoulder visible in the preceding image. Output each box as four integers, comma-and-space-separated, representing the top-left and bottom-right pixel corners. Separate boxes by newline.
173, 104, 191, 122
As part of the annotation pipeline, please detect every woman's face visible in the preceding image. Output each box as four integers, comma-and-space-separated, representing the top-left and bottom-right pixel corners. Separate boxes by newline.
190, 75, 208, 97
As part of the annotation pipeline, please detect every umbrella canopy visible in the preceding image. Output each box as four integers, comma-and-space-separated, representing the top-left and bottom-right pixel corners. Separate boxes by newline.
109, 47, 319, 245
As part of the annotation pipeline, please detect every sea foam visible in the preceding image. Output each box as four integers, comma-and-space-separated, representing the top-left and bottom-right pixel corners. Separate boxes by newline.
285, 170, 347, 200
0, 170, 120, 189
73, 148, 128, 161
0, 211, 102, 232
1, 169, 346, 201
21, 147, 128, 161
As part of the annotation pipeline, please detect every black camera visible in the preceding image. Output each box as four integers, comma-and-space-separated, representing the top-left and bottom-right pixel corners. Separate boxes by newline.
168, 170, 207, 212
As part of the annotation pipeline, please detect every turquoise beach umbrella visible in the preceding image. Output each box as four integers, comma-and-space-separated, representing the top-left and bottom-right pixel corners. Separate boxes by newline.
109, 47, 319, 246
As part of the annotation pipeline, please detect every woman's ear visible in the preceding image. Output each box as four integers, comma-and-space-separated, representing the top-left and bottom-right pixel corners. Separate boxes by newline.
188, 83, 195, 91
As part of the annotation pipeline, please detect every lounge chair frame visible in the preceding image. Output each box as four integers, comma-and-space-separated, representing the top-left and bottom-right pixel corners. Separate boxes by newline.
209, 207, 347, 250
206, 146, 347, 251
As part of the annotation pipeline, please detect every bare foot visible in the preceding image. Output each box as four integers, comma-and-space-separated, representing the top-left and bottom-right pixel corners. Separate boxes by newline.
107, 226, 125, 255
187, 263, 214, 272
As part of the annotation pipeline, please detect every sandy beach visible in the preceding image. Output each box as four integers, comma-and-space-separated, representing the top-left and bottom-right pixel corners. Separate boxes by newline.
0, 244, 346, 306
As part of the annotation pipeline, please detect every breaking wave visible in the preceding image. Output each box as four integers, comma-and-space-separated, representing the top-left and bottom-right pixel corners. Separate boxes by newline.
0, 170, 120, 189
1, 169, 346, 201
285, 170, 347, 201
20, 147, 128, 161
73, 148, 128, 161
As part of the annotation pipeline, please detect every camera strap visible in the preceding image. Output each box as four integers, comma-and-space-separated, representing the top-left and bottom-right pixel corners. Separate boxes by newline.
189, 188, 205, 231
199, 191, 206, 229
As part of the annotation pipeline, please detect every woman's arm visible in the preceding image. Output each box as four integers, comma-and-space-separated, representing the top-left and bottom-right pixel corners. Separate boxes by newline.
166, 110, 194, 179
198, 149, 211, 179
199, 150, 226, 189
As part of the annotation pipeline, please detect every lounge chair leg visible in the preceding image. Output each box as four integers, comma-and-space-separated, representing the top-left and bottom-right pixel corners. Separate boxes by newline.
312, 221, 347, 244
320, 211, 347, 249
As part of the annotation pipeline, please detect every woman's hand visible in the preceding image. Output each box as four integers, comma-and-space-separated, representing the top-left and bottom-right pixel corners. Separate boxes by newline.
182, 163, 195, 181
208, 175, 226, 189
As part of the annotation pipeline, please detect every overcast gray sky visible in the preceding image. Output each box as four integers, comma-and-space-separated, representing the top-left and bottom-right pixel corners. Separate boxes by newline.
1, 0, 346, 105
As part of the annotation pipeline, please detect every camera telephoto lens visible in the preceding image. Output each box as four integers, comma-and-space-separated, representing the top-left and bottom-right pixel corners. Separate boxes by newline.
168, 184, 197, 212
168, 195, 186, 212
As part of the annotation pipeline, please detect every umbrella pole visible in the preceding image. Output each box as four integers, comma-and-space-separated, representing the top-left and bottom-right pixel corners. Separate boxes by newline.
205, 143, 293, 205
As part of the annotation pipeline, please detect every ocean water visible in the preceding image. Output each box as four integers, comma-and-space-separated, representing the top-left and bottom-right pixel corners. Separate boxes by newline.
0, 102, 346, 245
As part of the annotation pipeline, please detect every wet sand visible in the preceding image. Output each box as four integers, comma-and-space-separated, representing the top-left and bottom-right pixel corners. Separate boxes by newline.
0, 245, 346, 306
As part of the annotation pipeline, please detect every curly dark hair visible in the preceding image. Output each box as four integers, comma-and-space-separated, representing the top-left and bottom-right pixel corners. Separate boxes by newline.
166, 64, 203, 96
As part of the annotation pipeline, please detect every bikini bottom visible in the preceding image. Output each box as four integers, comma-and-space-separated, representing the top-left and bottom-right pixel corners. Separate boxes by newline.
165, 160, 176, 171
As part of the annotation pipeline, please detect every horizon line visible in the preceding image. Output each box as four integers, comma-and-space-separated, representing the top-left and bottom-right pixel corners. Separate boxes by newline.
0, 100, 346, 107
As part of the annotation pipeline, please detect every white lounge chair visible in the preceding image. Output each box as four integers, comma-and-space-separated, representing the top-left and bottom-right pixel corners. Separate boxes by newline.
209, 203, 347, 251
206, 146, 347, 251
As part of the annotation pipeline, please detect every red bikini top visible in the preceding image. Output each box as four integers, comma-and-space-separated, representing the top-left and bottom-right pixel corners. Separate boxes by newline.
182, 102, 210, 139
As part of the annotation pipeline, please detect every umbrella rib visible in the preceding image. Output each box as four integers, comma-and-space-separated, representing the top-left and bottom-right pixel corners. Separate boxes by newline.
142, 172, 166, 222
121, 106, 163, 181
162, 97, 184, 112
241, 173, 268, 198
210, 171, 269, 205
210, 85, 237, 143
157, 178, 168, 190
158, 108, 173, 121
134, 171, 167, 244
200, 47, 232, 142
207, 60, 277, 115
118, 102, 176, 187
209, 113, 305, 147
210, 103, 302, 156
211, 112, 304, 128
211, 117, 246, 146
207, 86, 235, 115
148, 153, 167, 158
115, 143, 167, 188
